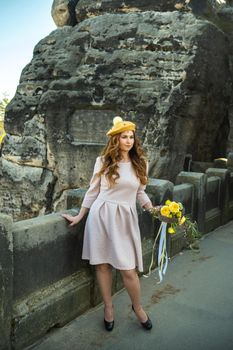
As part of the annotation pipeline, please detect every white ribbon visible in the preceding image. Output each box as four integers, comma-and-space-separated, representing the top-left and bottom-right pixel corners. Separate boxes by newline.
143, 221, 169, 283
157, 222, 168, 283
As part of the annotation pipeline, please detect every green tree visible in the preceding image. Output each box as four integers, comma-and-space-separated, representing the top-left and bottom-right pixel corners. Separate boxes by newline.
0, 93, 10, 121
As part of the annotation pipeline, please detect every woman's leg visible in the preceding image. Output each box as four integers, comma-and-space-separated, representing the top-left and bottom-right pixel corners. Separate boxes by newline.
120, 269, 148, 323
95, 263, 114, 321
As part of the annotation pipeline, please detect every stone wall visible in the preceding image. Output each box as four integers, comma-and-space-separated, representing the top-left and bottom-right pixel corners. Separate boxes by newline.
1, 1, 233, 220
0, 215, 13, 350
1, 158, 233, 349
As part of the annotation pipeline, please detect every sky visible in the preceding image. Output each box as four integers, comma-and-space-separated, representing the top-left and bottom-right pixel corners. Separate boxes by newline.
0, 0, 56, 100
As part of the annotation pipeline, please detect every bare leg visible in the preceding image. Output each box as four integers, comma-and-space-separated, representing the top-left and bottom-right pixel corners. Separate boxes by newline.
95, 263, 114, 322
120, 269, 148, 323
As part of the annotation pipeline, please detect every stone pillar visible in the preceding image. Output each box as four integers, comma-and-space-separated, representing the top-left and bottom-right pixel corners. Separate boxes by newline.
176, 172, 207, 233
147, 178, 174, 205
0, 214, 13, 350
206, 168, 230, 224
227, 152, 233, 171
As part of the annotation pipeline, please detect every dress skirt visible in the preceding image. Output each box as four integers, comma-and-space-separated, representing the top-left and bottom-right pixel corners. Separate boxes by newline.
81, 157, 152, 273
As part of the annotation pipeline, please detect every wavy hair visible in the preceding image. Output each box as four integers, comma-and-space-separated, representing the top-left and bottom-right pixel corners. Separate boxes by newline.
97, 132, 148, 187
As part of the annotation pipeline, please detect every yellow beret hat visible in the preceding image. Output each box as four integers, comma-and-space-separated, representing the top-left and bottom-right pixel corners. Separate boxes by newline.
106, 116, 136, 136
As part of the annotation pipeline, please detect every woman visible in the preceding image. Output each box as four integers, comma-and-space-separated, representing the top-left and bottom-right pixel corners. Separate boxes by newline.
62, 116, 153, 331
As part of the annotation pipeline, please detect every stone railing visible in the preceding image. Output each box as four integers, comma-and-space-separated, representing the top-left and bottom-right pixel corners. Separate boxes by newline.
1, 167, 233, 350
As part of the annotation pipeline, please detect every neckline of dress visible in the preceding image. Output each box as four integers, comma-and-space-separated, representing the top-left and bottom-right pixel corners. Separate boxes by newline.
119, 161, 131, 164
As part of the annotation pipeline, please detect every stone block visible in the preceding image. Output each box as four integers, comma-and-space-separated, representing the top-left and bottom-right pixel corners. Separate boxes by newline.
205, 176, 221, 211
176, 172, 207, 233
147, 178, 174, 205
0, 214, 13, 350
204, 176, 222, 232
214, 158, 227, 169
205, 208, 221, 233
206, 168, 230, 224
138, 207, 155, 239
229, 173, 233, 219
66, 188, 87, 209
141, 237, 158, 274
12, 270, 92, 350
191, 161, 214, 173
168, 230, 186, 258
227, 152, 233, 171
12, 210, 87, 300
173, 183, 195, 219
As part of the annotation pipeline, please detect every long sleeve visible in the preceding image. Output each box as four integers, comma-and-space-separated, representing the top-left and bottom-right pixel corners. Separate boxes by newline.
136, 161, 152, 208
81, 157, 102, 209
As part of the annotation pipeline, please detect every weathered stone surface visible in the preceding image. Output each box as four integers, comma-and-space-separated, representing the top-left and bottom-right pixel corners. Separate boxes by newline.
12, 211, 85, 299
52, 0, 80, 27
0, 214, 13, 350
205, 176, 222, 232
2, 5, 232, 220
74, 0, 225, 22
12, 270, 92, 350
51, 0, 231, 29
206, 168, 230, 224
147, 178, 174, 204
176, 171, 207, 233
0, 159, 54, 219
75, 0, 186, 22
215, 6, 233, 154
173, 183, 194, 218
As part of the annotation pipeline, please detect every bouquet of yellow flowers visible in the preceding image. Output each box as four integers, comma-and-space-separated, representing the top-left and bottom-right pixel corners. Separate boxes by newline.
149, 200, 186, 234
149, 199, 201, 246
144, 200, 200, 283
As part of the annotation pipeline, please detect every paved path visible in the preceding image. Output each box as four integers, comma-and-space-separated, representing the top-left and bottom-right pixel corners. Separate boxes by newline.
28, 221, 233, 350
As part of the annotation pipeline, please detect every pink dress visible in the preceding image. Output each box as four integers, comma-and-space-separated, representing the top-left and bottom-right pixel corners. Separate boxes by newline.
81, 157, 151, 272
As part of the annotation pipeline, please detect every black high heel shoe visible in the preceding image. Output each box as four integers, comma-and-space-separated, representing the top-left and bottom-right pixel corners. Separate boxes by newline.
132, 305, 152, 330
104, 319, 114, 331
104, 306, 114, 331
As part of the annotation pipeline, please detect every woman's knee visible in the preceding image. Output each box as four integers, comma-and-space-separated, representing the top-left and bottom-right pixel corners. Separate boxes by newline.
95, 263, 112, 273
120, 269, 137, 280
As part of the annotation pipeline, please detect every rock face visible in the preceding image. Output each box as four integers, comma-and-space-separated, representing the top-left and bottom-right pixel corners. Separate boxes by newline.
216, 5, 233, 153
1, 1, 232, 220
52, 0, 80, 27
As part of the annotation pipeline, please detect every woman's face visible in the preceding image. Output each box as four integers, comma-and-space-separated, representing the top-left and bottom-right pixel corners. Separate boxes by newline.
119, 130, 134, 153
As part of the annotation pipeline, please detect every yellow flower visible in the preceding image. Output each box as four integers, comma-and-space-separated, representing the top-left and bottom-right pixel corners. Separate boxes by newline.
179, 216, 186, 225
168, 226, 175, 234
176, 211, 182, 218
160, 205, 171, 217
165, 199, 171, 205
168, 201, 180, 214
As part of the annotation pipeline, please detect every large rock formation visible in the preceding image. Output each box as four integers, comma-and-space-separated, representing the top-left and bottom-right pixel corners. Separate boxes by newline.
1, 0, 232, 220
215, 5, 233, 153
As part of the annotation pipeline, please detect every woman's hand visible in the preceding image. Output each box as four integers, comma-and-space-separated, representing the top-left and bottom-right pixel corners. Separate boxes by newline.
62, 207, 89, 227
62, 213, 82, 227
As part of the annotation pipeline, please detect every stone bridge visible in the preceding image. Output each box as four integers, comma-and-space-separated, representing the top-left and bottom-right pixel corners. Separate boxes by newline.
1, 156, 233, 349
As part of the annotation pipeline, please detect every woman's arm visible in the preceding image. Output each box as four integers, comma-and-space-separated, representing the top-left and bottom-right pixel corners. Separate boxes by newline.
136, 161, 153, 209
62, 157, 102, 226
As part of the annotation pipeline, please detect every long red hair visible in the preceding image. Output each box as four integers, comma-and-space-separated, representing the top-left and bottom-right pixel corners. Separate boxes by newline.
98, 132, 148, 186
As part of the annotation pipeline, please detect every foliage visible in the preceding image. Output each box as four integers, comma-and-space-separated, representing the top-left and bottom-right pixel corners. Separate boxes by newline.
0, 93, 10, 120
181, 217, 202, 249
